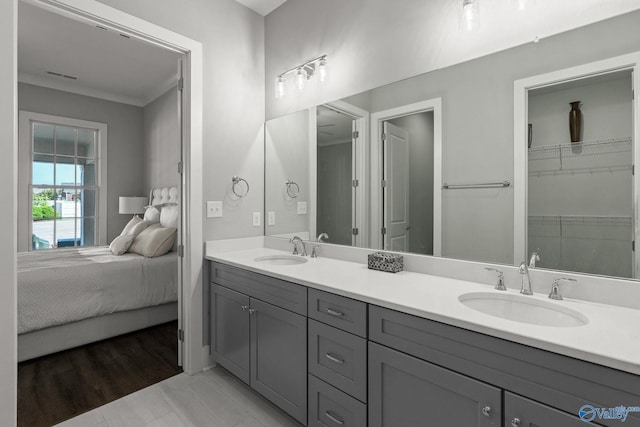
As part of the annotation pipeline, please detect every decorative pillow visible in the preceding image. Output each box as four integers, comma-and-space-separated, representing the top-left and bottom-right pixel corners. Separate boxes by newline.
143, 206, 161, 223
109, 234, 136, 255
160, 205, 179, 229
128, 224, 177, 258
120, 215, 149, 236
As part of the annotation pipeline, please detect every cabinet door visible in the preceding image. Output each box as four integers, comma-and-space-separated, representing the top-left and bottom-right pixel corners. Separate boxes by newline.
250, 298, 307, 425
505, 392, 606, 427
369, 342, 501, 427
212, 284, 250, 384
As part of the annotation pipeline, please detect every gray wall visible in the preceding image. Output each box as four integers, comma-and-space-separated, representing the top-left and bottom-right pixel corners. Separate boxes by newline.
143, 87, 180, 191
97, 0, 265, 242
265, 109, 310, 237
317, 141, 352, 246
389, 112, 434, 255
0, 1, 17, 423
265, 0, 640, 120
18, 83, 146, 243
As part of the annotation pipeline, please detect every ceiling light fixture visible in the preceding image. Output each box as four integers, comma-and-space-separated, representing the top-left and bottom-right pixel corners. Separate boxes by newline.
462, 0, 479, 31
274, 54, 328, 99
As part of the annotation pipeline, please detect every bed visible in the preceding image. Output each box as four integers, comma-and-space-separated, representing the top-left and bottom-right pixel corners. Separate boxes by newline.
18, 186, 180, 362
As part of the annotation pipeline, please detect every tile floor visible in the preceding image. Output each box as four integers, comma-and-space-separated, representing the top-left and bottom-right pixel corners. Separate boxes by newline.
54, 366, 302, 427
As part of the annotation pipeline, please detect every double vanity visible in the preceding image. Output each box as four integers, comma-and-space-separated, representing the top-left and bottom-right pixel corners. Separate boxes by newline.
206, 243, 640, 427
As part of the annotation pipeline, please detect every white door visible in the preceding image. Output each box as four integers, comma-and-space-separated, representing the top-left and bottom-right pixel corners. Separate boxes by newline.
383, 122, 410, 251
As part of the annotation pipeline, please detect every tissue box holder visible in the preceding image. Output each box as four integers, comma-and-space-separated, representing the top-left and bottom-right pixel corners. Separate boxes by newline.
367, 251, 403, 273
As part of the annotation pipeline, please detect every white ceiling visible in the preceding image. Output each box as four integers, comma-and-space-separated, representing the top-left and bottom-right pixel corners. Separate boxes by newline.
18, 2, 181, 107
317, 105, 353, 146
233, 0, 288, 16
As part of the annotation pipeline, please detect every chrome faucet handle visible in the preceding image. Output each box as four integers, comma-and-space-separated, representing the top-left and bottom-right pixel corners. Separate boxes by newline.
288, 237, 299, 255
310, 245, 319, 258
485, 267, 506, 291
549, 278, 577, 300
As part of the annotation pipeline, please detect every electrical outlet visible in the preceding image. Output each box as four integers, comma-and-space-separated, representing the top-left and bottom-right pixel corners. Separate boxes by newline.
253, 212, 261, 227
207, 201, 223, 218
268, 211, 276, 226
297, 201, 307, 215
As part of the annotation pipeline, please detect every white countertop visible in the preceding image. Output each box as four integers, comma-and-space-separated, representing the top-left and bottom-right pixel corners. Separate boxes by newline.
206, 246, 640, 376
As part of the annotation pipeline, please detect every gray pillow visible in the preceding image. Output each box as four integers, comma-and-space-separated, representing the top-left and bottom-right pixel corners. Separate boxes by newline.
109, 234, 136, 255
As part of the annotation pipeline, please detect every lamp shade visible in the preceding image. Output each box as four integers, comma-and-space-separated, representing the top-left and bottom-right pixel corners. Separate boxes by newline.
119, 196, 147, 215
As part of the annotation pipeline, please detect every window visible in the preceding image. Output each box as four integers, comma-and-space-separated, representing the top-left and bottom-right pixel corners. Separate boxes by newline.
19, 112, 108, 251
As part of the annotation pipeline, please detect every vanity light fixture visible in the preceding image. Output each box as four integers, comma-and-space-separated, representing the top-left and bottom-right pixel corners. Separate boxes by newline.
274, 54, 328, 99
462, 0, 479, 31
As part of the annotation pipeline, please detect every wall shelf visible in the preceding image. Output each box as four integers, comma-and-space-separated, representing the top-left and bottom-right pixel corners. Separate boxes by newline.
528, 137, 632, 174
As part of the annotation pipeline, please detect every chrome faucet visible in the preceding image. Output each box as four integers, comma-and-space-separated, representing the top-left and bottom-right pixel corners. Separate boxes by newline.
485, 267, 507, 291
317, 233, 329, 243
529, 252, 540, 268
289, 236, 307, 256
518, 262, 534, 295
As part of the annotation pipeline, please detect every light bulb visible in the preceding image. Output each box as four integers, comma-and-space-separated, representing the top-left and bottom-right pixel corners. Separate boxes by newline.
295, 68, 306, 91
275, 75, 285, 99
317, 58, 328, 83
462, 0, 478, 31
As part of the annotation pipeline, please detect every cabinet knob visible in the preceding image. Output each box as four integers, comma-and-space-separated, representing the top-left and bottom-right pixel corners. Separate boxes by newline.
511, 418, 521, 427
241, 305, 248, 311
481, 406, 492, 417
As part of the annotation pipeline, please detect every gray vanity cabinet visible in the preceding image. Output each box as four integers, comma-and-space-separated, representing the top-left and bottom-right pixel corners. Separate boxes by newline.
210, 262, 308, 425
211, 284, 251, 384
368, 342, 501, 427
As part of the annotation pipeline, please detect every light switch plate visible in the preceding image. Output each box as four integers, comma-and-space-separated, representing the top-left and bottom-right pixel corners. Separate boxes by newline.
207, 201, 223, 218
297, 202, 307, 215
253, 212, 261, 227
268, 211, 276, 226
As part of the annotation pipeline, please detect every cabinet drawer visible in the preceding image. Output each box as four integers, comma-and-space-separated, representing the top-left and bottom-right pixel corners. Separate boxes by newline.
308, 374, 366, 427
308, 288, 367, 337
308, 320, 367, 402
210, 261, 307, 315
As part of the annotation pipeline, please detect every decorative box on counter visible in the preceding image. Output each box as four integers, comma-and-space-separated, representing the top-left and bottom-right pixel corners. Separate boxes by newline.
367, 251, 404, 273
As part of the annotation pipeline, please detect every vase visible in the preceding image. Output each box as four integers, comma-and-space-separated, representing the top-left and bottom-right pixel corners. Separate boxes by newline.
569, 101, 582, 143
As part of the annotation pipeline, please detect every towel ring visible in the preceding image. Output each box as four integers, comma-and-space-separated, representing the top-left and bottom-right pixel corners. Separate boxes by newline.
232, 176, 250, 198
285, 180, 300, 198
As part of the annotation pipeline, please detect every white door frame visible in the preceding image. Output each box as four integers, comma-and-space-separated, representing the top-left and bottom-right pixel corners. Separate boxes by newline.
514, 52, 640, 276
370, 98, 443, 254
323, 100, 370, 247
23, 0, 204, 374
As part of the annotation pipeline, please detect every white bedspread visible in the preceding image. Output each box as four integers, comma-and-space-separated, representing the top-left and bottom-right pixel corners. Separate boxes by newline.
18, 247, 178, 334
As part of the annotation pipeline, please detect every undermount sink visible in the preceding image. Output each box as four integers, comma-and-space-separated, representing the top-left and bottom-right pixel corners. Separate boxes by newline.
458, 292, 588, 327
254, 255, 308, 266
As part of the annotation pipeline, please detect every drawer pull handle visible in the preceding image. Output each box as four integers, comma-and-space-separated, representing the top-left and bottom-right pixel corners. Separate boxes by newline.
481, 406, 492, 417
325, 352, 344, 364
511, 418, 521, 427
325, 308, 344, 317
325, 411, 344, 425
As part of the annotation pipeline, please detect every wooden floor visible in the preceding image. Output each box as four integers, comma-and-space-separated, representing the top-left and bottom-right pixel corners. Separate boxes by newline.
55, 366, 302, 427
18, 321, 182, 427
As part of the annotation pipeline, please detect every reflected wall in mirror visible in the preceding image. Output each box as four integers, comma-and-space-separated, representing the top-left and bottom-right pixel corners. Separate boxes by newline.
265, 9, 640, 281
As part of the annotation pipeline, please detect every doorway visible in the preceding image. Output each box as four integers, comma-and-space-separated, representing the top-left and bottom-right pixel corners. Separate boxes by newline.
14, 0, 204, 423
514, 52, 640, 277
370, 98, 443, 255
